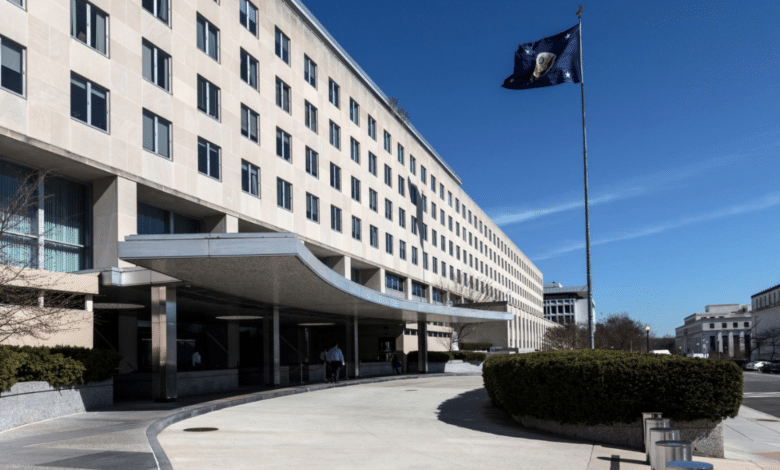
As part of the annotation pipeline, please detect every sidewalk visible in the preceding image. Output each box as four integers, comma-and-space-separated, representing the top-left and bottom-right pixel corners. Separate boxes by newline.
1, 374, 778, 470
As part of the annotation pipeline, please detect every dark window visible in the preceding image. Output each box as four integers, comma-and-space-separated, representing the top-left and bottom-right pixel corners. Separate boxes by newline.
197, 137, 220, 180
275, 128, 291, 162
305, 147, 318, 177
306, 193, 319, 222
275, 77, 290, 112
142, 109, 171, 158
241, 105, 259, 143
197, 75, 220, 120
196, 14, 219, 61
1, 36, 25, 96
277, 178, 292, 210
274, 27, 289, 63
240, 49, 258, 89
142, 39, 170, 91
304, 55, 316, 87
239, 0, 257, 35
142, 0, 169, 24
241, 160, 259, 196
70, 73, 108, 131
71, 0, 108, 55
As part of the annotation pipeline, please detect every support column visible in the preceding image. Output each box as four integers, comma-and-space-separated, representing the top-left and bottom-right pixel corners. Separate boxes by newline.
151, 286, 177, 402
93, 176, 137, 269
346, 317, 359, 378
417, 319, 428, 373
364, 268, 386, 294
118, 314, 138, 373
264, 307, 280, 386
227, 321, 240, 368
404, 278, 413, 300
324, 255, 351, 278
203, 214, 238, 233
728, 332, 735, 358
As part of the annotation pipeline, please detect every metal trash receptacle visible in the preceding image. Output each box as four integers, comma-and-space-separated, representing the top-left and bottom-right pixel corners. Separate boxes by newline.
666, 461, 713, 470
642, 412, 663, 450
648, 427, 680, 470
655, 440, 691, 470
645, 417, 670, 458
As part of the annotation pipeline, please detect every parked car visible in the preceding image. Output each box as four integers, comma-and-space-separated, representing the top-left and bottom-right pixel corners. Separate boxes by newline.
745, 361, 770, 371
760, 362, 780, 374
733, 359, 748, 369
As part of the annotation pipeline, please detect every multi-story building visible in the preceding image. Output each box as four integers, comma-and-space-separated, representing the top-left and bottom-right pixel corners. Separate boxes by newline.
674, 304, 752, 358
543, 282, 593, 326
750, 283, 780, 360
0, 0, 552, 400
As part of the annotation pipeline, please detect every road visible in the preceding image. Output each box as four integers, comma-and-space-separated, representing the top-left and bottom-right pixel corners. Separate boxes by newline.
742, 371, 780, 418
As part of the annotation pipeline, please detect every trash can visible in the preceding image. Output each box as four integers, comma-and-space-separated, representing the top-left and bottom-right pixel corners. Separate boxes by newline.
655, 440, 691, 470
645, 418, 670, 461
648, 427, 680, 470
642, 412, 663, 450
666, 461, 713, 470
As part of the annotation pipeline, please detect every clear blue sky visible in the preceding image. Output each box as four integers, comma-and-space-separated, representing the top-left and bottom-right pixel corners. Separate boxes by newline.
303, 0, 780, 337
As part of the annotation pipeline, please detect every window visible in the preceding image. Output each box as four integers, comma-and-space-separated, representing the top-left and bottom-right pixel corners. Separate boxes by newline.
352, 217, 361, 240
142, 40, 170, 91
305, 147, 318, 177
277, 178, 292, 210
197, 137, 220, 180
241, 105, 259, 143
368, 115, 376, 139
421, 166, 427, 183
423, 253, 428, 270
410, 187, 418, 205
71, 0, 108, 55
368, 152, 377, 176
276, 128, 291, 162
328, 79, 340, 107
306, 193, 319, 222
386, 273, 402, 291
196, 14, 218, 61
8, 0, 24, 8
197, 75, 220, 120
239, 0, 257, 35
275, 77, 290, 113
385, 199, 392, 220
400, 146, 406, 165
399, 240, 406, 260
432, 260, 438, 275
275, 27, 289, 64
241, 160, 259, 196
370, 225, 378, 248
384, 131, 391, 153
70, 73, 108, 131
351, 177, 361, 202
432, 229, 437, 246
0, 37, 24, 97
398, 176, 405, 196
142, 109, 171, 158
412, 247, 418, 265
304, 101, 317, 133
304, 55, 316, 87
330, 163, 341, 190
329, 121, 341, 149
399, 208, 406, 228
440, 183, 444, 199
350, 138, 360, 163
431, 202, 437, 217
411, 216, 418, 235
350, 99, 359, 125
431, 175, 436, 192
240, 49, 258, 89
385, 233, 393, 255
448, 191, 452, 206
456, 198, 460, 212
369, 189, 377, 212
330, 206, 342, 232
384, 165, 392, 186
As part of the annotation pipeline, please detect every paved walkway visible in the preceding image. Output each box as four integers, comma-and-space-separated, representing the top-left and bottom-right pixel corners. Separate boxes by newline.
1, 374, 779, 469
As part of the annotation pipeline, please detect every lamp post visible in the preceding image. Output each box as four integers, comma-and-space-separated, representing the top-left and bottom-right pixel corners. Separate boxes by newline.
645, 325, 651, 353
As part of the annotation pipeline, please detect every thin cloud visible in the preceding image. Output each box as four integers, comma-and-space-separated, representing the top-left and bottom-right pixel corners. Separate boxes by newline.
532, 191, 780, 260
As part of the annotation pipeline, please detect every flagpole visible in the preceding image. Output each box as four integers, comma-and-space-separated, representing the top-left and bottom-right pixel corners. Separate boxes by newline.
577, 5, 595, 350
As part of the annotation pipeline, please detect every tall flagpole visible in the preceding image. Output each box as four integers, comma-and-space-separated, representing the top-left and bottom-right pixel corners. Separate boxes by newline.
577, 5, 595, 349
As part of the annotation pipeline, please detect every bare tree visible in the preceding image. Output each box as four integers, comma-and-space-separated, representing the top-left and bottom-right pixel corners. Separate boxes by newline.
595, 312, 646, 351
387, 97, 409, 122
0, 169, 87, 344
542, 323, 588, 350
432, 275, 499, 350
753, 326, 780, 361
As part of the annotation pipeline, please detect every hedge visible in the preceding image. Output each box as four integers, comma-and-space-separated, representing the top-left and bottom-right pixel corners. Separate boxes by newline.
0, 345, 121, 392
452, 351, 486, 362
483, 350, 743, 425
406, 351, 453, 363
459, 342, 492, 351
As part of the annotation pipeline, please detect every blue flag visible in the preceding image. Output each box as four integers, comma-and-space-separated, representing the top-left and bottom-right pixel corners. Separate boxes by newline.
502, 24, 581, 90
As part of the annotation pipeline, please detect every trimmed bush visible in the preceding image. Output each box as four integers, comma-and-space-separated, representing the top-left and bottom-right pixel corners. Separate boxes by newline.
483, 350, 742, 425
407, 351, 453, 363
50, 346, 122, 383
9, 346, 85, 389
452, 351, 486, 362
0, 347, 25, 392
459, 342, 492, 351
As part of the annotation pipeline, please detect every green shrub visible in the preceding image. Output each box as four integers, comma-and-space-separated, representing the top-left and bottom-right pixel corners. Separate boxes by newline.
452, 351, 486, 362
459, 342, 492, 351
483, 350, 742, 425
0, 347, 25, 392
50, 346, 122, 383
9, 346, 85, 389
407, 351, 454, 363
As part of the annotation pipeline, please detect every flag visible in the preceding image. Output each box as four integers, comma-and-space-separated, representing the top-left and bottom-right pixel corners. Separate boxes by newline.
502, 24, 581, 90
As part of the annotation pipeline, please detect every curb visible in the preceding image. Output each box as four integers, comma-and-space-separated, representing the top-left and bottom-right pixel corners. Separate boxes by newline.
146, 372, 481, 470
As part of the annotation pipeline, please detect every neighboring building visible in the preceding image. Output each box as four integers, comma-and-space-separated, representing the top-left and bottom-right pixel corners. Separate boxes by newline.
674, 304, 752, 358
0, 0, 551, 399
750, 283, 780, 361
543, 282, 593, 325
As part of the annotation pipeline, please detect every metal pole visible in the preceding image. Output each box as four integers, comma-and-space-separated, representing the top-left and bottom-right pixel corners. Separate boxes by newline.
577, 6, 595, 349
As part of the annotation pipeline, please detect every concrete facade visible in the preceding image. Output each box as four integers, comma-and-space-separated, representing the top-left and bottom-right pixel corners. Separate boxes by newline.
543, 282, 594, 326
750, 283, 780, 361
674, 304, 752, 358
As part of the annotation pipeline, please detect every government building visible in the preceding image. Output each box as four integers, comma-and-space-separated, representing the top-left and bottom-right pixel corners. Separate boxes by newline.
0, 0, 553, 400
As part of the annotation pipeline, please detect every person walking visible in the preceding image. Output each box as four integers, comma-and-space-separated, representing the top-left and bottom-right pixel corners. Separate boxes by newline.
326, 344, 345, 383
391, 353, 402, 375
319, 349, 329, 382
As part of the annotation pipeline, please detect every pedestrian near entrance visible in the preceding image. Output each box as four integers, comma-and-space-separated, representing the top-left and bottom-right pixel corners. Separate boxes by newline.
326, 344, 345, 383
391, 353, 402, 374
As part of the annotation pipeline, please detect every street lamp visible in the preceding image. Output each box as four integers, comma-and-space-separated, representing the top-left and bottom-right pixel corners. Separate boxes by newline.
645, 325, 651, 352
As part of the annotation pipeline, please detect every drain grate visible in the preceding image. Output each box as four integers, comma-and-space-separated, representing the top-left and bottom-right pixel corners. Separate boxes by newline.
183, 427, 219, 432
757, 419, 780, 422
405, 389, 417, 392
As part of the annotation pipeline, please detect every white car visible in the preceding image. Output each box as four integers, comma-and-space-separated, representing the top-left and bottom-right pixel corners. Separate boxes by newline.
745, 361, 770, 371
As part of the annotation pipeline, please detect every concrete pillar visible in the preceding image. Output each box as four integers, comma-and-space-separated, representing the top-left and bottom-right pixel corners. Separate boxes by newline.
425, 285, 433, 303
324, 255, 351, 278
728, 331, 735, 358
404, 278, 413, 300
346, 317, 359, 378
93, 176, 137, 269
264, 307, 280, 386
151, 285, 177, 402
117, 314, 138, 373
417, 319, 428, 373
203, 214, 238, 233
364, 268, 386, 294
227, 321, 240, 368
